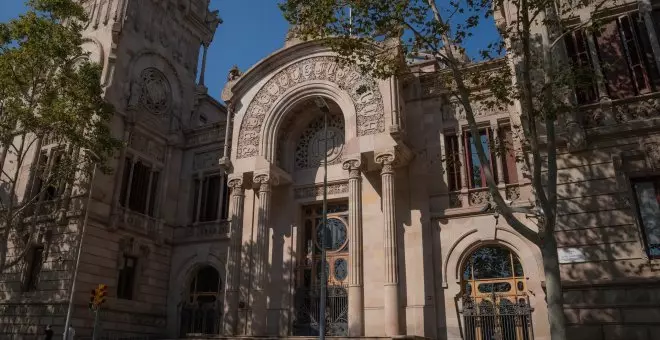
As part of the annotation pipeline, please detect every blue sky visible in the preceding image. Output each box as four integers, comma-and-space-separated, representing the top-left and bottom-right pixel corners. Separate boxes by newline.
0, 0, 290, 101
0, 1, 499, 102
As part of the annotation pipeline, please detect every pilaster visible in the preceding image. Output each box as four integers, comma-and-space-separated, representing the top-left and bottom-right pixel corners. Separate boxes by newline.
223, 174, 245, 335
374, 149, 408, 337
250, 172, 276, 335
342, 156, 364, 336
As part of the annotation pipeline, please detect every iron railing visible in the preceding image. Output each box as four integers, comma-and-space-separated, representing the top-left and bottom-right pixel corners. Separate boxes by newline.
293, 284, 348, 336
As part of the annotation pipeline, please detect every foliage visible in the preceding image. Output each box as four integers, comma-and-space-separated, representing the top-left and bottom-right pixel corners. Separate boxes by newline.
280, 0, 612, 339
0, 0, 121, 272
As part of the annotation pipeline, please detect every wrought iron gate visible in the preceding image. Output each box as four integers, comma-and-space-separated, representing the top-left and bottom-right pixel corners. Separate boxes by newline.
461, 293, 533, 340
293, 284, 348, 336
179, 301, 221, 337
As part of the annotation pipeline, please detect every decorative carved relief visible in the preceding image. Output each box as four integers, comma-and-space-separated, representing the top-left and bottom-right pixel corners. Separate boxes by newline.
129, 131, 165, 162
237, 56, 386, 158
139, 68, 172, 115
468, 189, 490, 206
295, 114, 344, 169
505, 186, 520, 202
294, 182, 349, 199
193, 150, 222, 170
614, 98, 660, 123
646, 142, 660, 170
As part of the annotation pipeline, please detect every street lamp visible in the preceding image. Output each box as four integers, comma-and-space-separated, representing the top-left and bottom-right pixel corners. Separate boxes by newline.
63, 150, 99, 340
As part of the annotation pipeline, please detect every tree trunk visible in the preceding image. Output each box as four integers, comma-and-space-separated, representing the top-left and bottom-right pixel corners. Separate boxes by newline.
540, 230, 568, 340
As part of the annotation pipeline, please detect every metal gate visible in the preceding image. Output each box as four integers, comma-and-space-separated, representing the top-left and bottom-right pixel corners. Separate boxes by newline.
179, 301, 221, 337
293, 284, 348, 336
461, 293, 533, 340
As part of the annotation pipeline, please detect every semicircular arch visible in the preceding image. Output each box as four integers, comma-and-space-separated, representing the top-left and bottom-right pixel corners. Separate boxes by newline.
236, 56, 385, 160
444, 227, 543, 287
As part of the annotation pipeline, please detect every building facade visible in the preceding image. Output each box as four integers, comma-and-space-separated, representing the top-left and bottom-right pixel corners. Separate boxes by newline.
1, 0, 660, 339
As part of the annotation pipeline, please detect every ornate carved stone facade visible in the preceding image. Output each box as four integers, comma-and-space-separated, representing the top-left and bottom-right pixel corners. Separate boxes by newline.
3, 1, 660, 340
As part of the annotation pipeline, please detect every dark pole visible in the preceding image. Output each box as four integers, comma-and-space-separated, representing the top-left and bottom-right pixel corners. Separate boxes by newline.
316, 97, 330, 340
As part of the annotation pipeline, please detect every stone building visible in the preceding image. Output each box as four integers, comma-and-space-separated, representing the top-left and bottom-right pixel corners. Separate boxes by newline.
1, 0, 660, 339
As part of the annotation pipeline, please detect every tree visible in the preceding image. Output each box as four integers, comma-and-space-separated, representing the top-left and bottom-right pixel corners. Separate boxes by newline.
0, 0, 120, 274
280, 0, 610, 339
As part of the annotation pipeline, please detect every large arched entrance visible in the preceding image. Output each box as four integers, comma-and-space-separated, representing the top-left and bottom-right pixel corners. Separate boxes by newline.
460, 245, 533, 340
179, 265, 222, 337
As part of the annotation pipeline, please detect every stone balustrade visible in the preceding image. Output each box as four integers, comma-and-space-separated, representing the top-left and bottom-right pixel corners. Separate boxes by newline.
116, 207, 162, 239
171, 220, 230, 244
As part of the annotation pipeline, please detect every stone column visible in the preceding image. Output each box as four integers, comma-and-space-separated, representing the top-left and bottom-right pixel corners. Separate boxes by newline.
250, 173, 274, 335
343, 158, 364, 336
375, 153, 401, 337
223, 175, 245, 335
457, 128, 469, 207
492, 123, 507, 198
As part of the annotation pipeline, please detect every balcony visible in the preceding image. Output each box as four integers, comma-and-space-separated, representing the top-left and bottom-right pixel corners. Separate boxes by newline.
115, 207, 162, 240
580, 92, 660, 130
441, 183, 526, 217
172, 220, 230, 245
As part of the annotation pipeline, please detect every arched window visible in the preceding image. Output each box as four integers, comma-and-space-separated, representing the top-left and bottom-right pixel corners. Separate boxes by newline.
180, 266, 222, 337
460, 246, 532, 340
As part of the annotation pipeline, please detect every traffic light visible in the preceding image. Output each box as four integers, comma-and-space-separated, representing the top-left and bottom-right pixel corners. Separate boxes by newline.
96, 284, 107, 306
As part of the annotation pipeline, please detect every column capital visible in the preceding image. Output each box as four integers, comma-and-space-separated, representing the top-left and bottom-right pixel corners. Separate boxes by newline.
228, 174, 244, 195
342, 156, 364, 179
253, 172, 278, 192
375, 146, 412, 174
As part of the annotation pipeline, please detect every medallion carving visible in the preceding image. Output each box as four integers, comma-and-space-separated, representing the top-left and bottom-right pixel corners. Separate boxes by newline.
237, 56, 386, 158
139, 68, 172, 115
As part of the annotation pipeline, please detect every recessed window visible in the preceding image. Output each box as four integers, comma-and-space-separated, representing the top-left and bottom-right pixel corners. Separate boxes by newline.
119, 158, 160, 217
23, 245, 44, 292
117, 255, 137, 300
632, 178, 660, 258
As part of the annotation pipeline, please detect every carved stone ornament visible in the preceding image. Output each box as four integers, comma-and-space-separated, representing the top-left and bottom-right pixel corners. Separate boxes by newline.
342, 158, 363, 179
646, 142, 660, 170
221, 65, 242, 102
295, 113, 345, 169
237, 56, 386, 158
139, 68, 172, 115
294, 182, 349, 199
118, 236, 151, 273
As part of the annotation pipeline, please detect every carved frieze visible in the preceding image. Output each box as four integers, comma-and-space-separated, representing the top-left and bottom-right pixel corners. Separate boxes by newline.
193, 150, 222, 170
129, 131, 165, 163
294, 182, 349, 199
237, 56, 386, 158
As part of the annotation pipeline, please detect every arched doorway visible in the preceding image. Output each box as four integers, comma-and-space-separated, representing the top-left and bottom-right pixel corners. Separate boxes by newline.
293, 203, 350, 336
460, 245, 533, 340
179, 265, 222, 337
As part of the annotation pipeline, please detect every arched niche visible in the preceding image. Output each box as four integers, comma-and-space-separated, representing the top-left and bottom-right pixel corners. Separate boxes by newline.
178, 263, 225, 337
272, 96, 346, 173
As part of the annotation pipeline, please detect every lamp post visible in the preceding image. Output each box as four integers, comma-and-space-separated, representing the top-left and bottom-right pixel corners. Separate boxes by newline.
63, 150, 98, 339
313, 97, 330, 340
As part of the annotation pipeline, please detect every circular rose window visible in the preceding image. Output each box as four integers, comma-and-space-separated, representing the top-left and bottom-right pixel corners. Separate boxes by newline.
316, 218, 347, 251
